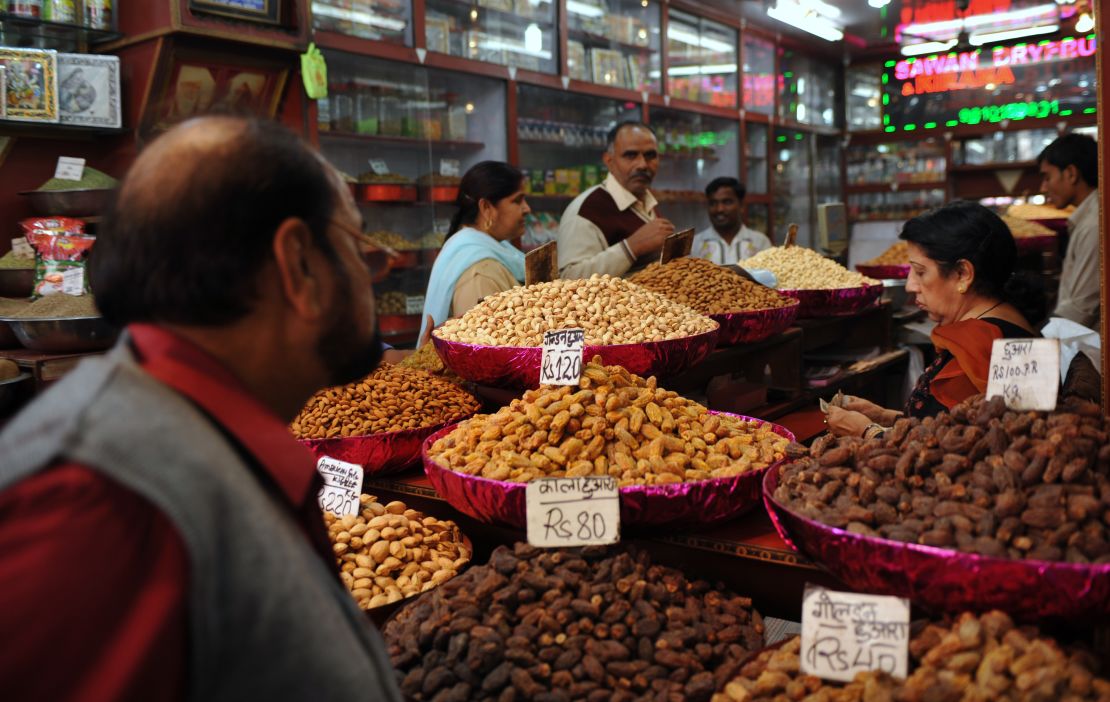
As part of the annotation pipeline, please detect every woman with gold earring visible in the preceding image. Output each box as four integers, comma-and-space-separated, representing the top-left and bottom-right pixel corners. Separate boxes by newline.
827, 201, 1042, 437
419, 161, 532, 340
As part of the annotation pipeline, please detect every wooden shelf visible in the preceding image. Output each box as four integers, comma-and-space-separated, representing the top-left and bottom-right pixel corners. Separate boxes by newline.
319, 131, 486, 151
949, 160, 1037, 173
845, 181, 947, 194
426, 0, 554, 28
0, 121, 127, 139
518, 138, 604, 149
0, 11, 121, 47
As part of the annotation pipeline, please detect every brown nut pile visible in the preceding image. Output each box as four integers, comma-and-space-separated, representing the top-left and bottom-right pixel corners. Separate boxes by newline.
386, 543, 765, 702
434, 274, 717, 347
629, 257, 795, 315
428, 357, 795, 486
714, 610, 1110, 702
367, 229, 420, 251
741, 247, 878, 290
776, 395, 1110, 564
328, 494, 471, 610
1001, 214, 1055, 240
862, 241, 910, 266
290, 363, 480, 439
379, 291, 409, 315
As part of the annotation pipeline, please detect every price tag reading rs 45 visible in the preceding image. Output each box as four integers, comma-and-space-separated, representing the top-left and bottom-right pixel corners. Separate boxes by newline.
316, 456, 363, 517
526, 477, 621, 548
985, 338, 1059, 411
540, 328, 584, 386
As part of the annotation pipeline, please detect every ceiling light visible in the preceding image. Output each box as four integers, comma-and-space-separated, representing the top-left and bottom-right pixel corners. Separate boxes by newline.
1075, 12, 1094, 32
900, 39, 957, 56
969, 23, 1059, 45
766, 3, 843, 42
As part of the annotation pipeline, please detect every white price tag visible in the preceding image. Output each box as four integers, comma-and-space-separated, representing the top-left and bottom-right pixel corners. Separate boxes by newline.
405, 295, 425, 315
10, 237, 33, 259
61, 267, 85, 296
801, 585, 910, 683
316, 456, 364, 517
540, 328, 584, 386
526, 477, 620, 548
985, 338, 1060, 411
54, 156, 86, 181
439, 158, 460, 177
368, 158, 390, 175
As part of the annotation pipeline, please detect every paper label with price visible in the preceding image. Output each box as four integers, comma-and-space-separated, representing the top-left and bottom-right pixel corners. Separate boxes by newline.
526, 477, 620, 547
316, 456, 364, 517
439, 158, 460, 177
54, 156, 86, 181
985, 338, 1059, 411
801, 585, 910, 683
61, 267, 84, 296
405, 295, 425, 315
10, 237, 33, 259
368, 158, 390, 175
540, 328, 584, 386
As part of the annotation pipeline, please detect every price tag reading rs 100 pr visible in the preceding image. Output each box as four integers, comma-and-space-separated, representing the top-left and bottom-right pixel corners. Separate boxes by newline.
540, 328, 584, 386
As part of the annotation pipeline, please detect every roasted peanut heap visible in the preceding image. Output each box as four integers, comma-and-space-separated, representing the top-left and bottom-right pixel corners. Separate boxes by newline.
428, 358, 791, 486
1001, 214, 1055, 240
327, 494, 471, 610
434, 275, 717, 347
629, 257, 795, 315
399, 341, 464, 384
741, 246, 877, 290
714, 611, 1110, 702
291, 364, 480, 439
862, 241, 910, 267
386, 543, 764, 702
776, 395, 1110, 564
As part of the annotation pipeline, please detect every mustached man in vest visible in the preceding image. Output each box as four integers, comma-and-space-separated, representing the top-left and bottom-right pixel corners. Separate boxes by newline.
557, 121, 675, 278
0, 117, 402, 702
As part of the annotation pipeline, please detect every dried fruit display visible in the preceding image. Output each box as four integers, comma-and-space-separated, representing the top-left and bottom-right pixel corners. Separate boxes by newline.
328, 494, 470, 610
386, 543, 764, 702
862, 241, 910, 266
1001, 214, 1055, 239
398, 342, 464, 384
740, 247, 877, 290
629, 257, 794, 315
775, 395, 1110, 564
290, 364, 480, 439
713, 611, 1110, 702
427, 358, 793, 486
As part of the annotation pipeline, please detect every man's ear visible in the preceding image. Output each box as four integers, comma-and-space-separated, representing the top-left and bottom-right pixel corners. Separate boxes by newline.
602, 149, 614, 172
272, 218, 327, 321
1064, 164, 1081, 186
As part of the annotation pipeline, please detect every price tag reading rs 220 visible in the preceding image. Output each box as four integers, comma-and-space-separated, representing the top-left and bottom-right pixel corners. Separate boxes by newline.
540, 328, 584, 386
526, 477, 621, 548
316, 456, 364, 517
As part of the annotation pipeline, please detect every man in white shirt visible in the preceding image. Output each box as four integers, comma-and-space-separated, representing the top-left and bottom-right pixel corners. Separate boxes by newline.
692, 177, 772, 265
558, 121, 674, 278
1038, 133, 1100, 328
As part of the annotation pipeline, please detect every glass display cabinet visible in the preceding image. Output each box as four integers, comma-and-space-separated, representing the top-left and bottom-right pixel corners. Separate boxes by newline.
744, 122, 769, 195
566, 0, 660, 93
318, 52, 507, 344
665, 8, 737, 108
773, 129, 813, 245
955, 128, 1059, 166
778, 49, 837, 128
847, 189, 946, 222
846, 139, 946, 185
814, 134, 842, 208
425, 0, 558, 73
312, 0, 413, 45
741, 32, 774, 115
845, 64, 881, 132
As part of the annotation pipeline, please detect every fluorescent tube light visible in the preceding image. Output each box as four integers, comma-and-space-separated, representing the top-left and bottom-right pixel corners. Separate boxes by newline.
766, 4, 843, 41
900, 39, 957, 56
969, 23, 1058, 45
479, 38, 552, 59
566, 0, 604, 18
312, 4, 406, 31
902, 3, 1057, 37
667, 27, 734, 53
661, 63, 739, 76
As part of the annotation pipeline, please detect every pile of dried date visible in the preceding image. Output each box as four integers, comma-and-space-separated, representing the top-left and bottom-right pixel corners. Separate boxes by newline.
776, 395, 1110, 563
384, 543, 765, 702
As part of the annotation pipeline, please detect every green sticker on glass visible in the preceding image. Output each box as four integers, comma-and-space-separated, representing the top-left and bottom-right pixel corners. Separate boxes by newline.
301, 43, 328, 100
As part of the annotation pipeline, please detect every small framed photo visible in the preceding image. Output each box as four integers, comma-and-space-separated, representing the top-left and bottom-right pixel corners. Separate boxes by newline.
57, 53, 121, 128
0, 48, 59, 123
188, 0, 281, 25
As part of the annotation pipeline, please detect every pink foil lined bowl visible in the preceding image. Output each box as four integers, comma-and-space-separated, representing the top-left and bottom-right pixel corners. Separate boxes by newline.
856, 264, 910, 280
778, 283, 883, 318
422, 412, 795, 529
431, 326, 720, 390
763, 466, 1110, 621
299, 419, 466, 477
1015, 235, 1058, 254
711, 300, 800, 346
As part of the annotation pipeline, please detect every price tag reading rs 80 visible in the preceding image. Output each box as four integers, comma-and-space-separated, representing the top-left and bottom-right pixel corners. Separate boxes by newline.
540, 328, 584, 386
526, 477, 621, 548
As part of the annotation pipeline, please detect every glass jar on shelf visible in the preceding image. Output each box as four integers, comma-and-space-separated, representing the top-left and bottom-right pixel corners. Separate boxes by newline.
666, 8, 737, 108
356, 83, 380, 136
378, 87, 403, 137
331, 83, 357, 133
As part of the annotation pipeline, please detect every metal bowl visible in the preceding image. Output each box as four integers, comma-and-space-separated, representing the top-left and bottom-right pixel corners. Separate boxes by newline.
0, 320, 20, 349
3, 316, 119, 352
0, 269, 34, 298
881, 278, 914, 310
19, 188, 115, 216
0, 372, 31, 415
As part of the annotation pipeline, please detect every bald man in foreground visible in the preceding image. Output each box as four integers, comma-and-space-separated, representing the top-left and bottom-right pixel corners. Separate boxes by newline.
0, 117, 402, 701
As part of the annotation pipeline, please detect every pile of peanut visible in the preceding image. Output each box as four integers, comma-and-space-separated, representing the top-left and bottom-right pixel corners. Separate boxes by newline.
715, 611, 1110, 702
398, 341, 463, 384
741, 246, 877, 290
433, 274, 717, 347
290, 364, 480, 439
776, 395, 1110, 563
1001, 214, 1055, 240
328, 494, 471, 610
386, 544, 765, 702
629, 257, 795, 315
378, 291, 409, 316
862, 241, 910, 266
367, 229, 420, 251
427, 357, 793, 486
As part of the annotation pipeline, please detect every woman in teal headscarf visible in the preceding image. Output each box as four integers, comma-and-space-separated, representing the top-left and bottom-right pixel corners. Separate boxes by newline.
419, 161, 530, 340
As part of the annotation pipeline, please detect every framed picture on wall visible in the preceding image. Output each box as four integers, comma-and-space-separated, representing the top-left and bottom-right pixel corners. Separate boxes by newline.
57, 53, 121, 128
0, 48, 59, 123
188, 0, 282, 26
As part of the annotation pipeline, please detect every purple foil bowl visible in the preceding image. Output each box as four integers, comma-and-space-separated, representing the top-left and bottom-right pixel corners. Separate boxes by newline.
299, 418, 473, 477
1015, 235, 1057, 254
762, 466, 1110, 621
431, 325, 720, 389
711, 300, 800, 347
422, 412, 795, 530
778, 283, 883, 318
856, 264, 910, 280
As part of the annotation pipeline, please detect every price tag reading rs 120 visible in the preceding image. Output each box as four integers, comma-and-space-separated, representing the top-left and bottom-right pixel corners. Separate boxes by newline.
526, 477, 620, 548
540, 328, 584, 386
801, 585, 910, 683
316, 456, 364, 517
985, 338, 1059, 411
